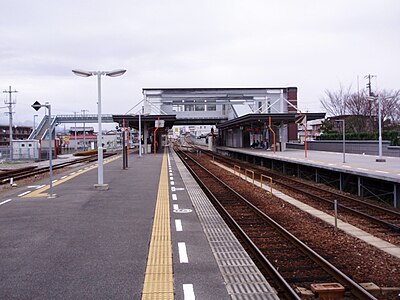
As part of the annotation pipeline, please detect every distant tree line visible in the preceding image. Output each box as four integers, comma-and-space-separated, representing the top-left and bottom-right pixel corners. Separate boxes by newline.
319, 84, 400, 145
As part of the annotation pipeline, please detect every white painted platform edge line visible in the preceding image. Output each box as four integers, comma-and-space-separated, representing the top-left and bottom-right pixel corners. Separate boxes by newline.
0, 199, 12, 206
170, 181, 175, 185
173, 204, 179, 210
35, 184, 45, 189
178, 242, 189, 263
18, 191, 31, 197
175, 219, 183, 231
170, 176, 174, 180
60, 176, 67, 179
183, 284, 195, 300
172, 194, 177, 201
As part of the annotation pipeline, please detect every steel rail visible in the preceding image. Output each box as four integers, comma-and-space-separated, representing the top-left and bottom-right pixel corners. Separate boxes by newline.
176, 147, 377, 300
193, 147, 400, 233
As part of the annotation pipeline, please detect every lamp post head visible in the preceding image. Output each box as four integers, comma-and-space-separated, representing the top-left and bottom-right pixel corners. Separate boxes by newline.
72, 69, 93, 77
106, 69, 126, 77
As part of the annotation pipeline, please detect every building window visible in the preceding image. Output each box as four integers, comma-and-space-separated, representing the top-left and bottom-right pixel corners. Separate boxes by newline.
207, 104, 216, 111
195, 104, 205, 111
185, 104, 195, 111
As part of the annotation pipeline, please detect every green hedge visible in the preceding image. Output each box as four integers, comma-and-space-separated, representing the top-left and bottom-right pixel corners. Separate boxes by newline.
320, 131, 400, 146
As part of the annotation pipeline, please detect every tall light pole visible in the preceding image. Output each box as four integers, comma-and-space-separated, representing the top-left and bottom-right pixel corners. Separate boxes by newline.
139, 111, 142, 157
33, 114, 38, 137
73, 111, 79, 151
72, 69, 126, 190
336, 119, 346, 163
32, 101, 55, 198
81, 109, 89, 151
368, 95, 388, 162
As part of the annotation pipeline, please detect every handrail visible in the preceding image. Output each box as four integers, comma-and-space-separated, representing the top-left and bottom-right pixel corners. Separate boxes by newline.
260, 174, 273, 196
245, 169, 255, 185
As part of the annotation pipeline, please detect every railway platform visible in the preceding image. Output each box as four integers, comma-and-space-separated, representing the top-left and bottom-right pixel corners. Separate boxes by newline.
217, 146, 400, 207
0, 147, 278, 299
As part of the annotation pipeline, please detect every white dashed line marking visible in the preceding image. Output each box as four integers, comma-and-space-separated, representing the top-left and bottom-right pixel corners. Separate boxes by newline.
18, 191, 31, 197
0, 199, 12, 206
375, 170, 389, 174
27, 185, 39, 188
173, 204, 179, 210
178, 242, 189, 263
70, 172, 76, 175
60, 176, 67, 179
36, 185, 45, 189
170, 181, 175, 186
171, 187, 176, 191
172, 194, 177, 201
183, 284, 195, 300
170, 176, 174, 180
357, 168, 368, 171
175, 219, 183, 232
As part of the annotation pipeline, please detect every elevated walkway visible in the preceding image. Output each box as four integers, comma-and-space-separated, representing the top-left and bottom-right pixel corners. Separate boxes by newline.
29, 114, 116, 140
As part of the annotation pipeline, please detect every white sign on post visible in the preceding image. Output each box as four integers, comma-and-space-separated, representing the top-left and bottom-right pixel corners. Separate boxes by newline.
155, 120, 165, 127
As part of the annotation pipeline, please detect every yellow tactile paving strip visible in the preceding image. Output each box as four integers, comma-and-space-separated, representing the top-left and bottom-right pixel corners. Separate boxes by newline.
141, 149, 174, 300
23, 155, 121, 198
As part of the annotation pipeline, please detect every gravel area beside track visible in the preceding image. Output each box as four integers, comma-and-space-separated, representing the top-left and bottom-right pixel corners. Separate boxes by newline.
192, 153, 400, 290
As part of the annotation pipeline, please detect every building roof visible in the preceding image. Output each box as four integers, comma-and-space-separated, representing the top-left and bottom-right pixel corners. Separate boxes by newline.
112, 114, 177, 129
217, 113, 326, 129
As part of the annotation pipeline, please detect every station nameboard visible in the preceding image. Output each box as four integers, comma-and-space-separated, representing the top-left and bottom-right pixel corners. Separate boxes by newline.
155, 120, 165, 127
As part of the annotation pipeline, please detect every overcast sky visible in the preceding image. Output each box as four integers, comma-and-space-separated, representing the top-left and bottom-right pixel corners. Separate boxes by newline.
1, 0, 399, 126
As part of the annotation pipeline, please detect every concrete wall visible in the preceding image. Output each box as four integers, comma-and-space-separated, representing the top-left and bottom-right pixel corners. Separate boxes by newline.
287, 140, 400, 157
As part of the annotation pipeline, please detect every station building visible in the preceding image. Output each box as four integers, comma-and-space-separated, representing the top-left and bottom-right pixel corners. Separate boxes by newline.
113, 87, 325, 153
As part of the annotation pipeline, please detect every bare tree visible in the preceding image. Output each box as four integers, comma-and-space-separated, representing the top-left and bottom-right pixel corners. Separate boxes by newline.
378, 89, 400, 126
320, 84, 400, 133
320, 83, 352, 116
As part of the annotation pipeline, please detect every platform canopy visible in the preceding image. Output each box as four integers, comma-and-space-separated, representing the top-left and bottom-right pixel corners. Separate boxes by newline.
217, 112, 326, 130
112, 114, 177, 129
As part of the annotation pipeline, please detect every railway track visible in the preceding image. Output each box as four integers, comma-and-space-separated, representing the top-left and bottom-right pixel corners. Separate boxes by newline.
0, 152, 117, 185
185, 141, 400, 236
175, 146, 376, 299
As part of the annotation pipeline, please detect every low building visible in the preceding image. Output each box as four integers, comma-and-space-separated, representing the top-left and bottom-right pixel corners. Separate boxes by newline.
0, 125, 32, 146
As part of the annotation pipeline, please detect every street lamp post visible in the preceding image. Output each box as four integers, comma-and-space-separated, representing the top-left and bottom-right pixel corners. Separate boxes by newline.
368, 95, 387, 162
72, 69, 126, 190
31, 101, 55, 198
33, 114, 38, 137
139, 109, 143, 157
336, 119, 346, 163
376, 96, 385, 162
81, 109, 89, 151
73, 111, 78, 151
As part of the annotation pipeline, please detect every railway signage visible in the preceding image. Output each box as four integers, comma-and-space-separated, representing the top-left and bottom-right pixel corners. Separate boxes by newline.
155, 120, 164, 127
31, 101, 42, 111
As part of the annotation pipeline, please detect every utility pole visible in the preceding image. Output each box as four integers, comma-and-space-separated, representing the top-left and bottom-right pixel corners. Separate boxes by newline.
365, 74, 376, 97
3, 86, 18, 160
